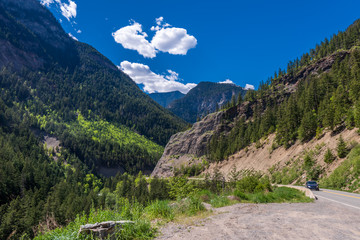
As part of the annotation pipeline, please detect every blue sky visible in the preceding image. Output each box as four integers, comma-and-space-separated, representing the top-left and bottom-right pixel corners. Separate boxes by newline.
41, 0, 360, 93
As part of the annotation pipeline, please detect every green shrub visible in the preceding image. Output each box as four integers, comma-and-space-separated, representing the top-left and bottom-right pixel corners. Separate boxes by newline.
168, 176, 198, 200
324, 148, 335, 163
196, 189, 214, 203
236, 174, 261, 193
173, 195, 205, 216
187, 196, 205, 215
303, 154, 314, 171
144, 200, 174, 220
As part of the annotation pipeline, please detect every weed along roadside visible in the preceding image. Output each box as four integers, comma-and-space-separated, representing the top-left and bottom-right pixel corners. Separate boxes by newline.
35, 171, 313, 239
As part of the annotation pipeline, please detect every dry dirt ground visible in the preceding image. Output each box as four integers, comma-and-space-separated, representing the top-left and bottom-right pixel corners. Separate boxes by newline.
155, 198, 360, 240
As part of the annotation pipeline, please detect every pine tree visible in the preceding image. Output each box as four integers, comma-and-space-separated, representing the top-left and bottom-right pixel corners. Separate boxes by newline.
355, 100, 360, 128
298, 111, 317, 141
337, 135, 348, 158
237, 92, 243, 105
324, 148, 335, 163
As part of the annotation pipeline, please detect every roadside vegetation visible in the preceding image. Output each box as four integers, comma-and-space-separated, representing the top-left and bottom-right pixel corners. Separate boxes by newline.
321, 145, 360, 192
35, 170, 311, 240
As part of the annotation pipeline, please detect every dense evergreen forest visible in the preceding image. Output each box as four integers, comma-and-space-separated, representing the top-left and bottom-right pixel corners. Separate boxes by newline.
0, 1, 186, 238
208, 19, 360, 162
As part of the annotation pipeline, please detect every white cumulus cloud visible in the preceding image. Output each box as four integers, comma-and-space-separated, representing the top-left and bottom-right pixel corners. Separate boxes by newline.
245, 84, 255, 90
112, 21, 156, 58
113, 17, 197, 58
120, 61, 196, 94
219, 79, 235, 84
151, 27, 197, 55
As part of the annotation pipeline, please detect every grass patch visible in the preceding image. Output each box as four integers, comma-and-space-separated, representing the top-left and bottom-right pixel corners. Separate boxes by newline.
144, 200, 174, 221
248, 187, 313, 203
210, 195, 231, 208
35, 202, 155, 240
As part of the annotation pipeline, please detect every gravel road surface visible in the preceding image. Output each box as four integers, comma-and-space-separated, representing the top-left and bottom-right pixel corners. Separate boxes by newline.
156, 194, 360, 240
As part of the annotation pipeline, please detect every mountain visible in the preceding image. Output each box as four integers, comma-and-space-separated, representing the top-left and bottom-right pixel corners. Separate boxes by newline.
168, 82, 246, 123
0, 0, 187, 174
0, 0, 190, 238
152, 19, 360, 191
149, 91, 185, 108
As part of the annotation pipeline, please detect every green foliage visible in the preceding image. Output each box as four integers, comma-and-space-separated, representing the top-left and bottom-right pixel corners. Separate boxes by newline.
144, 200, 174, 221
174, 162, 206, 177
35, 203, 155, 240
75, 112, 164, 156
168, 176, 198, 200
303, 154, 315, 171
233, 190, 248, 200
337, 135, 349, 158
210, 195, 231, 208
324, 148, 336, 163
298, 111, 317, 141
236, 172, 271, 193
321, 145, 360, 191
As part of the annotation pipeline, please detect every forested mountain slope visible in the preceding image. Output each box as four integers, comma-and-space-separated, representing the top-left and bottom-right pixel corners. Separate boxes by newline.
152, 19, 360, 189
0, 1, 187, 238
0, 0, 187, 174
168, 82, 246, 123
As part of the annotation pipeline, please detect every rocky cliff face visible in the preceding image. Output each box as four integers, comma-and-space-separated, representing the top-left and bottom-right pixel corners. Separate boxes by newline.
151, 111, 225, 177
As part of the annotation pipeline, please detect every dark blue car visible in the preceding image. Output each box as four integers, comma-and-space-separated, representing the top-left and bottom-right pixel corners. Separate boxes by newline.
306, 181, 319, 191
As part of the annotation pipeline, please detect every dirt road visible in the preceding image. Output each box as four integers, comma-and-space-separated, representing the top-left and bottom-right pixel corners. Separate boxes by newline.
156, 198, 360, 240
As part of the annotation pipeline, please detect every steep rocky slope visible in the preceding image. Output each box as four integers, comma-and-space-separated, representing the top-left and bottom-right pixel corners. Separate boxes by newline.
151, 111, 224, 177
151, 49, 354, 178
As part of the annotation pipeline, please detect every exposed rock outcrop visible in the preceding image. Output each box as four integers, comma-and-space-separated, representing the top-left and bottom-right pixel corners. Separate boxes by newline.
151, 111, 225, 177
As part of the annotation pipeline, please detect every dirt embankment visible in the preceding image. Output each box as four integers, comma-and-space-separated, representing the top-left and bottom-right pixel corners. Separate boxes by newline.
204, 128, 360, 180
